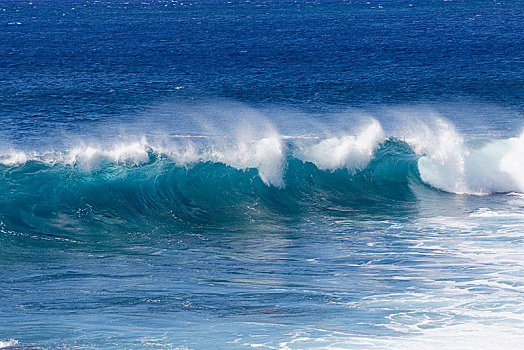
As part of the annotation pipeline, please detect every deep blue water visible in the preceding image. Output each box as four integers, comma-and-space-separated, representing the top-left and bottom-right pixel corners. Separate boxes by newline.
1, 0, 524, 349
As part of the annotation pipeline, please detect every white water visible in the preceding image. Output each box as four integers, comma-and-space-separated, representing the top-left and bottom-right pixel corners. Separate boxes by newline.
405, 117, 524, 194
0, 339, 18, 348
296, 118, 384, 171
1, 116, 524, 194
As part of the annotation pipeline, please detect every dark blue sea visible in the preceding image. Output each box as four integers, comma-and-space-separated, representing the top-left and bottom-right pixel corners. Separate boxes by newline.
1, 0, 523, 348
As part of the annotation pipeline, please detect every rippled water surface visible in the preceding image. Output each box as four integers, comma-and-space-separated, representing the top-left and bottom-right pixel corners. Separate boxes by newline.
1, 0, 523, 349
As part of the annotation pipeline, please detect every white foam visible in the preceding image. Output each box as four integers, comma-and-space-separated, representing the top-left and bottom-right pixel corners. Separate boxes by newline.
385, 323, 524, 350
64, 136, 151, 166
404, 117, 469, 193
470, 207, 524, 219
297, 118, 384, 171
1, 114, 523, 193
405, 117, 524, 194
498, 133, 524, 191
0, 151, 28, 165
0, 339, 19, 348
203, 129, 286, 187
0, 133, 286, 186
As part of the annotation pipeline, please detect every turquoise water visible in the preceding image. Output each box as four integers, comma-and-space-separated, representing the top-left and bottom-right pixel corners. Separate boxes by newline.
1, 0, 523, 349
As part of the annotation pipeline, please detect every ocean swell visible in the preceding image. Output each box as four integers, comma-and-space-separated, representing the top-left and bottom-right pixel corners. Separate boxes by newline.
0, 117, 523, 234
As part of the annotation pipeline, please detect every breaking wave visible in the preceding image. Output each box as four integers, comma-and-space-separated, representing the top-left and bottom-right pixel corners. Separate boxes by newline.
0, 114, 523, 240
2, 117, 523, 194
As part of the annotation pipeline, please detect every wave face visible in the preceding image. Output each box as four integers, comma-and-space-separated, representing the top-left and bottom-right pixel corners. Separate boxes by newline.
0, 138, 411, 230
3, 116, 524, 350
1, 117, 524, 232
1, 0, 523, 346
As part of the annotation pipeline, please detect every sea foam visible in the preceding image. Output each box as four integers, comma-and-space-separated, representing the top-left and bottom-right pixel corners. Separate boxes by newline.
406, 118, 524, 194
0, 339, 19, 348
296, 118, 384, 171
1, 117, 524, 195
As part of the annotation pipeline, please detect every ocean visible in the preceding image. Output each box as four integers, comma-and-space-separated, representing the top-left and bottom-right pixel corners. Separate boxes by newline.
1, 0, 523, 349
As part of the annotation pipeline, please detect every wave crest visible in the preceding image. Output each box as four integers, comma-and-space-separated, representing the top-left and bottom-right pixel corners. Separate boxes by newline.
1, 118, 523, 195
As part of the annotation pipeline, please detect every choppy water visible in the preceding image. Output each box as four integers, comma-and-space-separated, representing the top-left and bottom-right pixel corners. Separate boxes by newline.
1, 0, 523, 349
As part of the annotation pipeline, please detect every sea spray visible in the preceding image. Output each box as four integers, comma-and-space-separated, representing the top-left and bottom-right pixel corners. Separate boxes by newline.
403, 117, 469, 194
1, 118, 524, 195
296, 118, 384, 172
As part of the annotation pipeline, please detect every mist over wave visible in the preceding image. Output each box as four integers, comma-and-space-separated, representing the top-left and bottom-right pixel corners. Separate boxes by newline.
2, 0, 523, 347
1, 106, 523, 196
